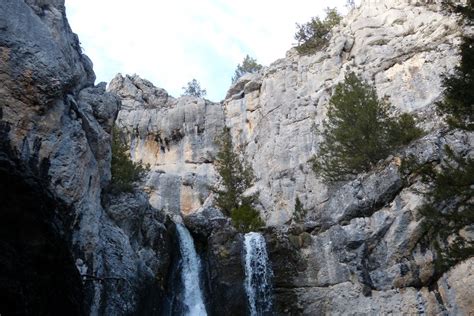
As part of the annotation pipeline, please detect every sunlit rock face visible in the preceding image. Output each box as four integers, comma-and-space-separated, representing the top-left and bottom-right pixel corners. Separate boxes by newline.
112, 1, 461, 224
109, 1, 474, 314
224, 1, 461, 226
109, 74, 226, 215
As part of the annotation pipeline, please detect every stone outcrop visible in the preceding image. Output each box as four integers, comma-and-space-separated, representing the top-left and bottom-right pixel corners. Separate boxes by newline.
185, 207, 248, 316
0, 1, 175, 314
266, 130, 473, 315
113, 0, 462, 225
109, 74, 225, 215
0, 125, 85, 315
224, 0, 461, 226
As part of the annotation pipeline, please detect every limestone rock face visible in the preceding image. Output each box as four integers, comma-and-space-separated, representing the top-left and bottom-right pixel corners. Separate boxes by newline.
224, 1, 461, 226
109, 74, 226, 215
112, 0, 461, 225
0, 1, 173, 314
2, 0, 472, 314
266, 131, 473, 315
109, 1, 473, 314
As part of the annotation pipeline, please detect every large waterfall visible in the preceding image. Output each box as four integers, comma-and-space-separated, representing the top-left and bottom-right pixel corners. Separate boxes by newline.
244, 232, 274, 316
176, 224, 207, 316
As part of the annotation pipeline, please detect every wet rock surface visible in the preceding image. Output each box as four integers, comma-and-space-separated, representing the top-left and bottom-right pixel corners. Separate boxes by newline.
185, 208, 248, 316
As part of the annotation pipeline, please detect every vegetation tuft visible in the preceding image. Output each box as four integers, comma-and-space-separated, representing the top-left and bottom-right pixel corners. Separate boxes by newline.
232, 55, 262, 84
294, 8, 342, 55
293, 197, 307, 223
402, 147, 474, 278
109, 127, 148, 194
182, 79, 207, 98
436, 0, 474, 130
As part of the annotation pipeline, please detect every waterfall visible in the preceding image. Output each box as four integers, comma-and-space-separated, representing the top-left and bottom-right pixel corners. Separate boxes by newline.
244, 232, 274, 316
176, 224, 207, 316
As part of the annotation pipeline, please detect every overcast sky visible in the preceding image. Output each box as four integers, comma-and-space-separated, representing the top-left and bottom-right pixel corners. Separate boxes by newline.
65, 1, 352, 101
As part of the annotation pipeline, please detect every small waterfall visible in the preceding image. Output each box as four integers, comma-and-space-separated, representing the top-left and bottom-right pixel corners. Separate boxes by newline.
176, 224, 207, 316
244, 232, 274, 316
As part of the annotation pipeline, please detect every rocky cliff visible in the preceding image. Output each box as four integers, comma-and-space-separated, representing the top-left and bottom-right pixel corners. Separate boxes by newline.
0, 1, 176, 314
110, 0, 474, 314
1, 0, 473, 315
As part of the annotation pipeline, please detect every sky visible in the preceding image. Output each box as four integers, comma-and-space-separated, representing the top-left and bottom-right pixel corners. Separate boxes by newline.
65, 0, 352, 102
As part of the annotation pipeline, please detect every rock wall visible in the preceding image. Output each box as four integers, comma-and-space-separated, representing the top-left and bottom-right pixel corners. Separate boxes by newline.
0, 1, 175, 314
110, 74, 225, 215
111, 0, 473, 314
113, 0, 462, 225
266, 130, 473, 314
224, 0, 461, 226
1, 0, 472, 314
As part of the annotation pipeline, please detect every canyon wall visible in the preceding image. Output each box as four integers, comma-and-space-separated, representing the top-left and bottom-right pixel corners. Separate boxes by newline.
111, 0, 474, 314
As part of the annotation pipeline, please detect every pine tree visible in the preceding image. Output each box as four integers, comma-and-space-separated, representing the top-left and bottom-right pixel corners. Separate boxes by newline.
411, 146, 474, 277
294, 8, 342, 55
293, 197, 307, 223
232, 55, 262, 83
109, 127, 147, 194
182, 79, 207, 97
437, 1, 474, 130
312, 73, 422, 181
213, 127, 263, 232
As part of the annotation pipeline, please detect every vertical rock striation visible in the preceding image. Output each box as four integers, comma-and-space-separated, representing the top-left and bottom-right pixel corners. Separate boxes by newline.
109, 74, 225, 215
0, 0, 175, 314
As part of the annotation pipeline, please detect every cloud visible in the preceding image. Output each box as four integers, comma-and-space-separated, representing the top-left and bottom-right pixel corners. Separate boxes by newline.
65, 0, 351, 101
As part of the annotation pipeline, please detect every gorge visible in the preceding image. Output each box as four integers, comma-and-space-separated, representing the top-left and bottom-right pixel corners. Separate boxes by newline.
0, 0, 473, 315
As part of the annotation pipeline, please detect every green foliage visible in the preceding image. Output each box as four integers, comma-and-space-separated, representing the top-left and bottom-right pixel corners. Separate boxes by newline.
213, 127, 263, 232
293, 197, 307, 223
182, 79, 207, 97
388, 113, 425, 147
294, 8, 342, 55
213, 127, 253, 214
109, 127, 148, 194
437, 36, 474, 130
416, 4, 474, 274
231, 204, 265, 234
437, 1, 474, 130
415, 146, 474, 277
311, 72, 423, 181
232, 55, 263, 84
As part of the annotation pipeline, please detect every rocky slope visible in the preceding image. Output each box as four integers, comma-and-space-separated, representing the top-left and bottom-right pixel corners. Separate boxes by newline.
111, 0, 474, 314
0, 1, 176, 314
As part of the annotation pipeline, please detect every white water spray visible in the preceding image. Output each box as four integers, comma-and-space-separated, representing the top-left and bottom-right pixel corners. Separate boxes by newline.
244, 232, 273, 316
176, 224, 207, 316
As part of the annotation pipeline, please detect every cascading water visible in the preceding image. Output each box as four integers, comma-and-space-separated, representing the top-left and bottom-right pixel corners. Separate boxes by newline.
244, 232, 274, 316
176, 224, 207, 316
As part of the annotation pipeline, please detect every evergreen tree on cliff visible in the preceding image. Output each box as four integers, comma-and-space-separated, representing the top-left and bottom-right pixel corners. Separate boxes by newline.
312, 72, 422, 181
437, 0, 474, 130
232, 55, 262, 83
213, 127, 263, 232
182, 79, 207, 97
